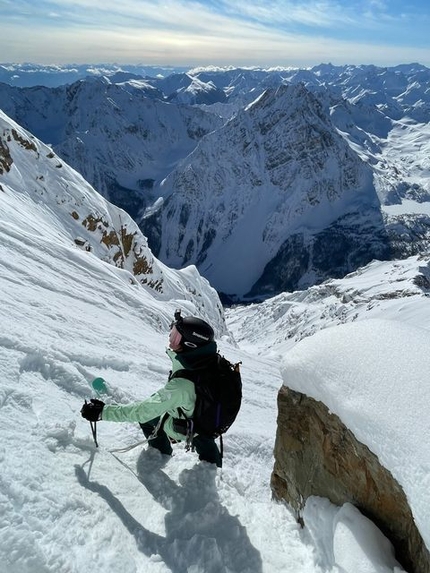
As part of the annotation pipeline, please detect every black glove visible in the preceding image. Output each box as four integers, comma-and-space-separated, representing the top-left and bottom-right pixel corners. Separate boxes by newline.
81, 399, 105, 422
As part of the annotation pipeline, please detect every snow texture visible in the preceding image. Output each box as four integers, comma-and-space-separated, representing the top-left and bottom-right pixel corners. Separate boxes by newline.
0, 105, 421, 572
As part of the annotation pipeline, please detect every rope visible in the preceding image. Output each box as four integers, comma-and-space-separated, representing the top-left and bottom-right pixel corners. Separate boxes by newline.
108, 437, 150, 454
107, 413, 169, 454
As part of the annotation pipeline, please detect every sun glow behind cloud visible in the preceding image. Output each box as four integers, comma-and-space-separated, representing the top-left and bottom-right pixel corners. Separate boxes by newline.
1, 0, 430, 66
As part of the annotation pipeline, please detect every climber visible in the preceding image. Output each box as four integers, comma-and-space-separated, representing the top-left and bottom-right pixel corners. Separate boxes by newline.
81, 310, 223, 467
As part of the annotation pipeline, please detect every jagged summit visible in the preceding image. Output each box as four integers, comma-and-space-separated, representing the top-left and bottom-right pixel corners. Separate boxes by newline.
148, 83, 383, 296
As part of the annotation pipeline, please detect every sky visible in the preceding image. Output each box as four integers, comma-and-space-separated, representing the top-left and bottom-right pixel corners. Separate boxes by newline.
1, 0, 430, 68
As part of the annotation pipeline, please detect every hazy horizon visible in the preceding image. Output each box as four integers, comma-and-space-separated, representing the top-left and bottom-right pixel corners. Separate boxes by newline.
1, 1, 430, 68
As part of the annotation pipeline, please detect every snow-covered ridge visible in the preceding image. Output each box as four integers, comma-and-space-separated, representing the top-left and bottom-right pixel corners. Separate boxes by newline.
0, 62, 189, 87
226, 255, 430, 354
0, 78, 224, 215
0, 109, 225, 328
152, 83, 383, 295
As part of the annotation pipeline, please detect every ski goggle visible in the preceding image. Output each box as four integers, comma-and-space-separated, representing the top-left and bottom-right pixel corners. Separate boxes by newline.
169, 325, 183, 351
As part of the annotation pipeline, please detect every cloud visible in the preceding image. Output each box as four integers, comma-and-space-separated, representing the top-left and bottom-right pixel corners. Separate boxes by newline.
0, 0, 404, 33
218, 0, 355, 28
2, 17, 430, 68
1, 0, 430, 66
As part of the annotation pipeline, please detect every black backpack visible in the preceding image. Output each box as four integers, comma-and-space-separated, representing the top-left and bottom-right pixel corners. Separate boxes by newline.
170, 354, 242, 439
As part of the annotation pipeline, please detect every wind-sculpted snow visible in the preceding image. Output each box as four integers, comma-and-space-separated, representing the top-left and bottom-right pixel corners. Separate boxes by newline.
281, 319, 430, 555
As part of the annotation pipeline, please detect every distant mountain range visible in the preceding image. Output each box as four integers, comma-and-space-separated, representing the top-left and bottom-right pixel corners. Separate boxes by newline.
0, 63, 188, 88
1, 62, 430, 298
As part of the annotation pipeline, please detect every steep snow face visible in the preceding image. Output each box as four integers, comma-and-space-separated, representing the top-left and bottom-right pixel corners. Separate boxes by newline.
151, 84, 381, 296
0, 78, 224, 217
0, 109, 225, 326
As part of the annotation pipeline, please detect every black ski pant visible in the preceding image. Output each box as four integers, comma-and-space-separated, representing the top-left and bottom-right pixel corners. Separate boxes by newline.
140, 417, 222, 467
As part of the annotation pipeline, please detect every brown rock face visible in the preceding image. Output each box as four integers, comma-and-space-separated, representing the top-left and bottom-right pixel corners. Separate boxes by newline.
271, 385, 430, 573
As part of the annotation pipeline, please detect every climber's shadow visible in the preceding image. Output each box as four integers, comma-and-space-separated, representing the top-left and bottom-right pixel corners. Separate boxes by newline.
75, 448, 262, 573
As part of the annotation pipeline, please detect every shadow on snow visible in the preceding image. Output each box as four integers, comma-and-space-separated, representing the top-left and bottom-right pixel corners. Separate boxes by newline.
75, 448, 263, 573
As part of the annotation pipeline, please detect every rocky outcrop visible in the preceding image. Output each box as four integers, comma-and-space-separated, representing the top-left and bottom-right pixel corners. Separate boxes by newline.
0, 109, 227, 321
271, 386, 430, 573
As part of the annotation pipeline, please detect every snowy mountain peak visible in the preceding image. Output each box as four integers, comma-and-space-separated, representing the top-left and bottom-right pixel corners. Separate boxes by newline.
150, 82, 379, 296
0, 79, 224, 220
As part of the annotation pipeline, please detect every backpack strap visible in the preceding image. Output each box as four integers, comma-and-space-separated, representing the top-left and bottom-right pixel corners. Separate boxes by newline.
174, 407, 195, 452
169, 368, 202, 383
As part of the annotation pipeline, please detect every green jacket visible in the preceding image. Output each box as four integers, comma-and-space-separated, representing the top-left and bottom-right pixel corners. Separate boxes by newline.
102, 343, 217, 442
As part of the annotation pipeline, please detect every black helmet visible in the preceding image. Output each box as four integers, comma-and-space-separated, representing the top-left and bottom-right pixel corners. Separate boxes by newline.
173, 311, 214, 349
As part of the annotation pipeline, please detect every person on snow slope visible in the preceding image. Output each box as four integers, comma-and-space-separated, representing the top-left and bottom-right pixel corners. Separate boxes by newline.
80, 313, 222, 467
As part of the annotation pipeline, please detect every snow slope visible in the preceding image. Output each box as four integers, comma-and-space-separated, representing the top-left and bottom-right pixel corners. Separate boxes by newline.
0, 216, 411, 573
0, 109, 311, 573
0, 109, 419, 573
0, 110, 294, 572
226, 255, 430, 355
0, 210, 295, 573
